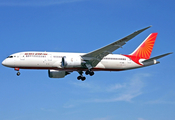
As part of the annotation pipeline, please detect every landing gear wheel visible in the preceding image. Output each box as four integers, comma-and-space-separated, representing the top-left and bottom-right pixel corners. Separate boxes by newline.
17, 72, 20, 76
77, 76, 81, 80
77, 71, 86, 81
85, 70, 90, 75
77, 76, 86, 81
81, 76, 86, 81
85, 70, 94, 76
89, 71, 94, 76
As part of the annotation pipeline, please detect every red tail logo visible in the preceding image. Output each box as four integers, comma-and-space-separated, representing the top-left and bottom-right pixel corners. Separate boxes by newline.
130, 33, 158, 59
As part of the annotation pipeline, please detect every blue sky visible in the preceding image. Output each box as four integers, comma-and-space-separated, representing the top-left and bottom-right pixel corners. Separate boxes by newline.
0, 0, 175, 120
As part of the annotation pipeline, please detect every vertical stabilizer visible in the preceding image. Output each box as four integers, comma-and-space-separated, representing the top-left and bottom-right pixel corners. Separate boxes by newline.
130, 33, 158, 59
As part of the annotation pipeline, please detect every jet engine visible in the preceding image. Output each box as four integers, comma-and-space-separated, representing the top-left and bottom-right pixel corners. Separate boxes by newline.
61, 56, 83, 68
48, 70, 70, 78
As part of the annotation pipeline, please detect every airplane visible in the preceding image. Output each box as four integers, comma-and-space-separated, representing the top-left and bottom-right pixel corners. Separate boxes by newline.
2, 26, 172, 81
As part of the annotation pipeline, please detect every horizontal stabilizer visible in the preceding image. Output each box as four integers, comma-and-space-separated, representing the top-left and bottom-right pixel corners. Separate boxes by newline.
142, 52, 173, 63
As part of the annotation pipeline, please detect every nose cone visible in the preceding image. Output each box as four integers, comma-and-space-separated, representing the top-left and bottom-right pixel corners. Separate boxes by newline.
2, 59, 11, 67
2, 60, 6, 66
2, 58, 15, 67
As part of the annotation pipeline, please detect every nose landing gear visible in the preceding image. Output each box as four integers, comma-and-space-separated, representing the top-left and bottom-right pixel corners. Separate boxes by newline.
15, 68, 20, 76
17, 71, 20, 76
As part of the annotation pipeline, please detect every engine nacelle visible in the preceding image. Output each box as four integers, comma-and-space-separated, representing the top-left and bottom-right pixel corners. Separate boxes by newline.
61, 56, 82, 68
48, 70, 69, 78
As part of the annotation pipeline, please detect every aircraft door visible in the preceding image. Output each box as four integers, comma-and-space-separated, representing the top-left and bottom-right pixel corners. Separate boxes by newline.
48, 54, 52, 61
43, 54, 52, 66
20, 54, 25, 60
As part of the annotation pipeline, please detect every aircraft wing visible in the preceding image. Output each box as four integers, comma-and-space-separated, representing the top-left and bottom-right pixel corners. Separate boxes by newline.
81, 26, 151, 68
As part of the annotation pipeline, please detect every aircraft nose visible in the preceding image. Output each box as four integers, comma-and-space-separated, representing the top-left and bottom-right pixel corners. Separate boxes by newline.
2, 58, 15, 67
2, 60, 6, 66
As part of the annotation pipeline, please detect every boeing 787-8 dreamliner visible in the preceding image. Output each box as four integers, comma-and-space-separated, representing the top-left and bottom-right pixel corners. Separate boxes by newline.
2, 26, 172, 81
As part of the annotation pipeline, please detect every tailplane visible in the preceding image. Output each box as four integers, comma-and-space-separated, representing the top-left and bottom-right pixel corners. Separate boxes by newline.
130, 33, 158, 59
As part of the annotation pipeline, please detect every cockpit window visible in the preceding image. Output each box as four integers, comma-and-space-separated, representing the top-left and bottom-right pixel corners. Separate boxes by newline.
7, 56, 13, 58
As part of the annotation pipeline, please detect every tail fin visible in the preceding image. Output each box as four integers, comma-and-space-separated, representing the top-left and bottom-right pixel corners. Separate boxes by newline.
130, 33, 158, 59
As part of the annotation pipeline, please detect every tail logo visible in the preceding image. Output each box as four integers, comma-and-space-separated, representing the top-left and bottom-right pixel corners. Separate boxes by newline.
131, 33, 158, 59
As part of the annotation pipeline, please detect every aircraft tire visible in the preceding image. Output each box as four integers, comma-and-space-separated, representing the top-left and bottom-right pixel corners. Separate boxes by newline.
17, 72, 20, 76
89, 71, 94, 76
81, 77, 86, 81
77, 76, 81, 80
85, 70, 90, 75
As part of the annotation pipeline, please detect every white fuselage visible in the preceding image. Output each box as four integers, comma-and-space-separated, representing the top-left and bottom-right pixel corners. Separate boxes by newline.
2, 27, 170, 80
2, 51, 141, 71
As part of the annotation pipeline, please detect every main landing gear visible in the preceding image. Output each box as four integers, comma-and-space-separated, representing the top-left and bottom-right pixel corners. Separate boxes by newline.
77, 71, 86, 81
77, 69, 95, 81
85, 69, 94, 76
77, 75, 86, 81
15, 68, 20, 76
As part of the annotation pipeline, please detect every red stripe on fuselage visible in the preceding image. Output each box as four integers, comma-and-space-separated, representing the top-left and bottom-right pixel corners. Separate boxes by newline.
12, 66, 125, 72
123, 54, 143, 66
